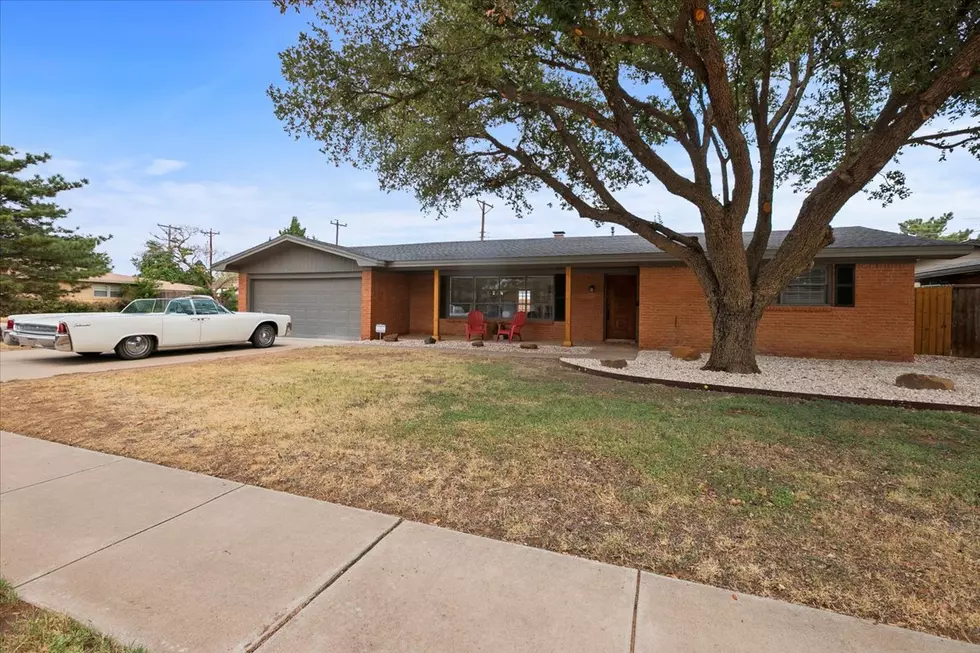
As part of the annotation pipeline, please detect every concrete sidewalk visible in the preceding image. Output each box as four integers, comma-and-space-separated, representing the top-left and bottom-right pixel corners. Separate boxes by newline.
0, 432, 974, 653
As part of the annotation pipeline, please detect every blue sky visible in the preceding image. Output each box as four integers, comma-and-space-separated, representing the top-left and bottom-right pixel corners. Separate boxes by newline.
2, 1, 977, 274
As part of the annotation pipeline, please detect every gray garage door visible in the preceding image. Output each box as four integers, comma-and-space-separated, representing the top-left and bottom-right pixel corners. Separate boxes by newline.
250, 277, 361, 339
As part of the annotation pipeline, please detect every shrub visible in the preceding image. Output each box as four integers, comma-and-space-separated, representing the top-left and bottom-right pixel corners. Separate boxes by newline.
2, 297, 125, 316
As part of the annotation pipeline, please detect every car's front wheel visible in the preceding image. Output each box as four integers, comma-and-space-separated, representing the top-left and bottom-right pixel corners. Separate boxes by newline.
251, 324, 276, 348
115, 335, 154, 360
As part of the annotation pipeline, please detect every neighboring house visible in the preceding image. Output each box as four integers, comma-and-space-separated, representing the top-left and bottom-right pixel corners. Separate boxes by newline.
213, 226, 971, 361
66, 273, 198, 303
914, 239, 980, 285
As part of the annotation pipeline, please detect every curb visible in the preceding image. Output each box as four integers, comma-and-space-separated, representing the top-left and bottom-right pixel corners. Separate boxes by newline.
559, 360, 980, 415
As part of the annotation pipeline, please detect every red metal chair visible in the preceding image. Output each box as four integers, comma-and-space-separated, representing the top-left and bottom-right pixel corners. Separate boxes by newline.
465, 310, 488, 341
496, 311, 527, 342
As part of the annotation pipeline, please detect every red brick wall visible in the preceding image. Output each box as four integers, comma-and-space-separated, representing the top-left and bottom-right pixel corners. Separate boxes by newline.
360, 270, 411, 339
409, 274, 434, 335
571, 270, 605, 342
638, 263, 915, 361
238, 273, 248, 312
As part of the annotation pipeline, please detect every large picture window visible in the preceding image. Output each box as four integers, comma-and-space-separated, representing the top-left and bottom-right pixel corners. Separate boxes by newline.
449, 275, 554, 320
777, 264, 856, 306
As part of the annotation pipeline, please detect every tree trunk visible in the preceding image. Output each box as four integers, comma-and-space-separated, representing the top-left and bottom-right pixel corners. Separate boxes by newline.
703, 303, 762, 373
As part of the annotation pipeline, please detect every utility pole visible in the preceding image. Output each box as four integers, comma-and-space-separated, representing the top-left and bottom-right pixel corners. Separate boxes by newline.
157, 223, 176, 252
204, 228, 220, 272
329, 219, 347, 245
477, 199, 493, 241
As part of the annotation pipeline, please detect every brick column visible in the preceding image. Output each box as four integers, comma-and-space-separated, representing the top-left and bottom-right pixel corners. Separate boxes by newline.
238, 273, 248, 312
360, 270, 373, 340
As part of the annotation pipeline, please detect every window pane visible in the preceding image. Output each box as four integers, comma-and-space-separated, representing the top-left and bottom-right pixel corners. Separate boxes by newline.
835, 265, 855, 286
93, 285, 108, 298
192, 298, 221, 315
166, 298, 195, 315
498, 277, 521, 318
475, 277, 499, 303
524, 277, 555, 320
779, 266, 828, 305
476, 303, 501, 318
835, 285, 854, 307
449, 277, 474, 304
449, 303, 471, 317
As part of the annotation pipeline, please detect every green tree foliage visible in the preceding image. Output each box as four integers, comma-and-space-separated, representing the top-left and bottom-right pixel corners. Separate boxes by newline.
279, 216, 308, 237
270, 0, 979, 372
898, 212, 973, 242
124, 277, 161, 301
0, 145, 111, 314
131, 226, 212, 288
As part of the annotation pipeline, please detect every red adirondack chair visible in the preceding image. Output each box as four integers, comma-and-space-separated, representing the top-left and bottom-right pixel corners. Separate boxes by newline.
465, 310, 488, 341
496, 311, 527, 342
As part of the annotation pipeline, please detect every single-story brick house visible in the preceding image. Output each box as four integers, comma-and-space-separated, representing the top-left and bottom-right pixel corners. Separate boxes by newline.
213, 226, 971, 361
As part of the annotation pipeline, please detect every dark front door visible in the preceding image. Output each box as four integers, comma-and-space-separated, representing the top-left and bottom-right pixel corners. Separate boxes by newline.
605, 274, 637, 340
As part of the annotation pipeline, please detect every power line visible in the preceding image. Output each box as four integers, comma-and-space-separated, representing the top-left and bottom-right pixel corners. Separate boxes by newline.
157, 223, 177, 252
204, 228, 220, 272
477, 199, 494, 241
329, 219, 348, 245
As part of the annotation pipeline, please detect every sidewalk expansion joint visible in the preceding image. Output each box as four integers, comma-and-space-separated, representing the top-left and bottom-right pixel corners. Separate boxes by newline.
14, 482, 245, 588
246, 517, 404, 653
0, 457, 124, 496
629, 569, 641, 653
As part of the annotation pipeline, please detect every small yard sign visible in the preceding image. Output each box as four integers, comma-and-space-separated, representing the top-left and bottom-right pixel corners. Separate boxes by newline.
375, 323, 387, 336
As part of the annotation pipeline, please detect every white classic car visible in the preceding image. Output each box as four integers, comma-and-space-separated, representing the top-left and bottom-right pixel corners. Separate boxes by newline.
3, 296, 292, 360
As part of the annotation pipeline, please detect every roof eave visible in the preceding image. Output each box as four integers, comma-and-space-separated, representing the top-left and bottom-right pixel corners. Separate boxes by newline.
381, 244, 972, 269
213, 235, 385, 271
915, 262, 980, 280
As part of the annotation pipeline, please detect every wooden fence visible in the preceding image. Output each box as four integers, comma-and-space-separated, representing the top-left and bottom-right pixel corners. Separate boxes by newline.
951, 286, 979, 358
914, 285, 979, 357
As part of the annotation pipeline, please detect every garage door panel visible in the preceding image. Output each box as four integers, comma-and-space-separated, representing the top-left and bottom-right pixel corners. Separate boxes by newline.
250, 278, 361, 339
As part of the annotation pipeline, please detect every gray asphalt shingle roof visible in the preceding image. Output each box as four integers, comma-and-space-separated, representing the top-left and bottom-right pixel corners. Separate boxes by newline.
346, 226, 963, 263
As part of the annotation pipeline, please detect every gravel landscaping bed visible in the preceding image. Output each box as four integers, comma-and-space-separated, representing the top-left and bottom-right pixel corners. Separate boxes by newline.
564, 351, 980, 406
361, 339, 593, 354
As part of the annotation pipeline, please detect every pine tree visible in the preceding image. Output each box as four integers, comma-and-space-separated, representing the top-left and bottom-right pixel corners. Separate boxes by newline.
0, 145, 111, 313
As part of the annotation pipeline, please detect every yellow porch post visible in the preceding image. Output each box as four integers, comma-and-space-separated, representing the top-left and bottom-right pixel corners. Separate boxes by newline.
433, 268, 441, 340
563, 266, 573, 347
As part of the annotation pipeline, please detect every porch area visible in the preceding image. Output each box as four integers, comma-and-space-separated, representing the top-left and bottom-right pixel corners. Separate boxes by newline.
360, 266, 640, 348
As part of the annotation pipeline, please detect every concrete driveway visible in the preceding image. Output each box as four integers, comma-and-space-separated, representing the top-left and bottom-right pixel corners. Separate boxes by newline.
0, 337, 347, 382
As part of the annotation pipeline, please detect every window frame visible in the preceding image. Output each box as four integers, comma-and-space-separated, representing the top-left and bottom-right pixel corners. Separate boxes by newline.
775, 263, 857, 307
92, 283, 124, 298
446, 275, 556, 321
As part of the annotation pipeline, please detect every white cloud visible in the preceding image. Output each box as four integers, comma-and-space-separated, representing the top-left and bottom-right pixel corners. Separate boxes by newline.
144, 159, 187, 176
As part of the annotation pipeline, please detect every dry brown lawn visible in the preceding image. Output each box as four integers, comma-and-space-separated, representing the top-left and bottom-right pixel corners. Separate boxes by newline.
1, 347, 978, 642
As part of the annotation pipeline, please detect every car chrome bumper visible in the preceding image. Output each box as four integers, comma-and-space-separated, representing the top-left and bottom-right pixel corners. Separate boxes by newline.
285, 322, 293, 337
4, 332, 72, 351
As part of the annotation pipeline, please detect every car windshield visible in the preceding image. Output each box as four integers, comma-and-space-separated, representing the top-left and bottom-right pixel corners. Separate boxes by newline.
121, 299, 167, 314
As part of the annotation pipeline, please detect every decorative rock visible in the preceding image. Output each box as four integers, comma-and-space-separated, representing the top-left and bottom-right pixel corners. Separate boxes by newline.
670, 345, 702, 361
519, 343, 538, 350
423, 336, 436, 344
471, 340, 485, 347
895, 373, 954, 391
600, 359, 628, 369
383, 333, 399, 342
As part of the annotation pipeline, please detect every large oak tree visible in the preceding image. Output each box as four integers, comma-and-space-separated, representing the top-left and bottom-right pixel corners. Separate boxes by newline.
270, 0, 980, 372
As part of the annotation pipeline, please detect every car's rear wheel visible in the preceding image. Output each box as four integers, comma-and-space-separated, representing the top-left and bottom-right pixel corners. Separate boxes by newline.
251, 323, 276, 348
115, 335, 154, 360
77, 352, 102, 358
